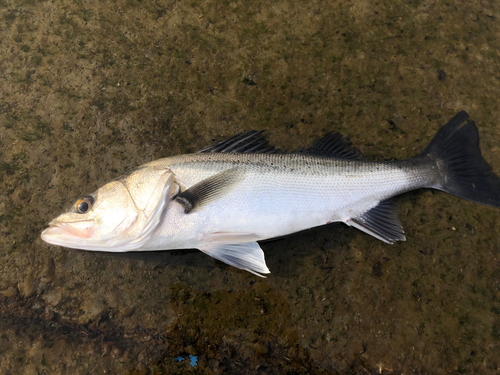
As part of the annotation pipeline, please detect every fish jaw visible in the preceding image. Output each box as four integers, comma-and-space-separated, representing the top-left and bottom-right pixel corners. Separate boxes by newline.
41, 220, 95, 248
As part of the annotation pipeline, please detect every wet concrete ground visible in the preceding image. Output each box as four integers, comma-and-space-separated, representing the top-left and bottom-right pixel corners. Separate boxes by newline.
1, 0, 500, 373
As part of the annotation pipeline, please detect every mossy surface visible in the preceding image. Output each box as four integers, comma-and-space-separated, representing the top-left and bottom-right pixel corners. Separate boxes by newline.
1, 0, 500, 373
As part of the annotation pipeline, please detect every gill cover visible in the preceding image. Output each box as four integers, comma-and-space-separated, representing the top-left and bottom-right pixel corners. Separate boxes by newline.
110, 167, 175, 251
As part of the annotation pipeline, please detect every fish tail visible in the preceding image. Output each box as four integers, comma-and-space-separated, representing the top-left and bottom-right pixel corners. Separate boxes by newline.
421, 111, 500, 207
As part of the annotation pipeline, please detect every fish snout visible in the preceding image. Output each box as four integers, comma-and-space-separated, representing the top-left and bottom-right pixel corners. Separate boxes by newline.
41, 220, 94, 242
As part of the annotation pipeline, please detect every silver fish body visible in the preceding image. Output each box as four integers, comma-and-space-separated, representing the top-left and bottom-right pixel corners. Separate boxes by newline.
41, 111, 500, 276
142, 153, 433, 249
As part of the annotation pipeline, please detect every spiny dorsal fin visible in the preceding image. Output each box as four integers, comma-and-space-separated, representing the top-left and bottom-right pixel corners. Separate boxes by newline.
174, 168, 243, 213
295, 132, 363, 159
346, 198, 406, 244
198, 130, 279, 154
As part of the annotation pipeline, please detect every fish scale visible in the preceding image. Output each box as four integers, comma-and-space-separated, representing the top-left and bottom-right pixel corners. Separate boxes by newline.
143, 154, 427, 248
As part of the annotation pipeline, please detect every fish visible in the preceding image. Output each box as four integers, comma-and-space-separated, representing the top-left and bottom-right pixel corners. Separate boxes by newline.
41, 111, 500, 277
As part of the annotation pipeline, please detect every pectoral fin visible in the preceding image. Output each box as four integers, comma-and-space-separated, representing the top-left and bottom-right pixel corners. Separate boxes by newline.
199, 241, 271, 278
174, 168, 244, 213
346, 198, 406, 244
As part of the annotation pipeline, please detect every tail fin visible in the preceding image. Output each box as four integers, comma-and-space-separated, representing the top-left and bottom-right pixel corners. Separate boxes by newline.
421, 111, 500, 207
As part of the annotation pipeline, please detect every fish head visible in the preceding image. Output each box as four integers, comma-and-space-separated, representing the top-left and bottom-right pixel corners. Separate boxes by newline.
41, 167, 176, 251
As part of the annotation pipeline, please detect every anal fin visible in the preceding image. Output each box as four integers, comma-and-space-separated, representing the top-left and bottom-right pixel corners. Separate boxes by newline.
346, 198, 406, 244
199, 241, 270, 278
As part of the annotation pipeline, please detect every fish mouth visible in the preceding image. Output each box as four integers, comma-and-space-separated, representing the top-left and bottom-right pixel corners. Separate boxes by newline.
41, 220, 94, 246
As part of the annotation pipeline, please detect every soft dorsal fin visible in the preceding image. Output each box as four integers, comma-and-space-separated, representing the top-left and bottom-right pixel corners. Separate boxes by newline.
198, 130, 279, 154
296, 132, 363, 159
345, 198, 406, 244
174, 168, 244, 213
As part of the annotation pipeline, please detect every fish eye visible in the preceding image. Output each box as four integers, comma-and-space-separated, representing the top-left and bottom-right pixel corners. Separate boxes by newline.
75, 196, 94, 214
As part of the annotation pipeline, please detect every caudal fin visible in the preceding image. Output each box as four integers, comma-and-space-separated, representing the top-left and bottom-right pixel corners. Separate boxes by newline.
421, 111, 500, 207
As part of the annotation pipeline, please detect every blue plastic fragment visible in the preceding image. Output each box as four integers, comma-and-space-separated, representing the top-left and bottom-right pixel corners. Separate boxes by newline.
189, 355, 198, 367
173, 356, 185, 362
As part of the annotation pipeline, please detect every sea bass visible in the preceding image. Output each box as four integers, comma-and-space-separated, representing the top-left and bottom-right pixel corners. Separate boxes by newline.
41, 111, 500, 277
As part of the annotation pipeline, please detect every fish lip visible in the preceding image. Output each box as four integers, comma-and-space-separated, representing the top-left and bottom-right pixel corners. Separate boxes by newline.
41, 220, 95, 242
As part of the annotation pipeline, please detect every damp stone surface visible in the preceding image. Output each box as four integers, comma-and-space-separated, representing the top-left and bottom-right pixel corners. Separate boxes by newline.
1, 0, 500, 373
